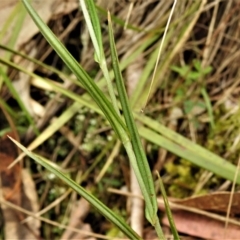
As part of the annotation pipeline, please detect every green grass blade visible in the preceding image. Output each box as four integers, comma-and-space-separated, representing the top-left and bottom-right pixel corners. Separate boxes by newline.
5, 44, 236, 184
0, 31, 156, 95
80, 0, 120, 115
0, 57, 100, 115
0, 44, 84, 88
83, 0, 102, 49
21, 0, 128, 141
139, 125, 240, 184
156, 172, 180, 240
108, 12, 158, 225
6, 49, 237, 185
9, 137, 141, 240
79, 0, 102, 61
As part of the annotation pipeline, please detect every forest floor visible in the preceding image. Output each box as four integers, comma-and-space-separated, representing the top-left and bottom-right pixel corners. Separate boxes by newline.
0, 1, 240, 239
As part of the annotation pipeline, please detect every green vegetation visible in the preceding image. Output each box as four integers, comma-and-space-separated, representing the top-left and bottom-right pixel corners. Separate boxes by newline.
1, 0, 239, 239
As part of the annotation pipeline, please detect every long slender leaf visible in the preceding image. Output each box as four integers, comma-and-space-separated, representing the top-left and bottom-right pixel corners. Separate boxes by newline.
79, 0, 102, 61
156, 172, 180, 240
80, 0, 120, 115
139, 125, 240, 184
108, 12, 158, 226
4, 50, 238, 184
9, 137, 141, 240
0, 57, 101, 115
5, 55, 237, 185
0, 31, 156, 93
21, 0, 128, 141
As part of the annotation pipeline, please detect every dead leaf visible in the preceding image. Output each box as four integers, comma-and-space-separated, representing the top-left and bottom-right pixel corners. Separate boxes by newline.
21, 169, 41, 236
171, 192, 240, 215
162, 210, 240, 240
0, 1, 78, 117
0, 133, 21, 205
0, 0, 78, 53
0, 132, 40, 239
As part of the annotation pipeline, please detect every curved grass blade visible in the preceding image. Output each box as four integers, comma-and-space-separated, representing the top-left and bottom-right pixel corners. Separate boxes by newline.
0, 57, 101, 116
5, 45, 236, 185
9, 137, 141, 240
21, 0, 128, 141
139, 125, 240, 184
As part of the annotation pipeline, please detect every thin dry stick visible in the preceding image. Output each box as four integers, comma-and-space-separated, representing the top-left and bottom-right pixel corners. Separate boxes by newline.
130, 165, 144, 237
108, 187, 240, 227
201, 0, 219, 68
96, 140, 121, 182
224, 156, 240, 235
142, 0, 178, 112
0, 198, 120, 240
21, 189, 72, 224
124, 2, 134, 30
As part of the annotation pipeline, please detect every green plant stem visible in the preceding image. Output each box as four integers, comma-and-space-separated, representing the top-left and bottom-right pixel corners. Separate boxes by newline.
154, 218, 166, 240
123, 141, 155, 222
108, 12, 158, 225
80, 0, 120, 115
100, 58, 120, 115
156, 172, 179, 240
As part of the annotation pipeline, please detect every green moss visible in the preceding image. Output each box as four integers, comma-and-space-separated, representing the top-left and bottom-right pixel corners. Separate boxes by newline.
164, 159, 198, 198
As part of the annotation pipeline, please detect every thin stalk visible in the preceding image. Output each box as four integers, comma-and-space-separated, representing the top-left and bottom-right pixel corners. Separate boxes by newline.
156, 172, 179, 240
80, 0, 120, 115
108, 12, 158, 225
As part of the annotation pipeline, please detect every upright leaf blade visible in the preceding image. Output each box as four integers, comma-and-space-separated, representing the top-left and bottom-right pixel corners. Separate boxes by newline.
79, 0, 102, 61
79, 0, 120, 115
108, 12, 158, 225
156, 172, 180, 240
